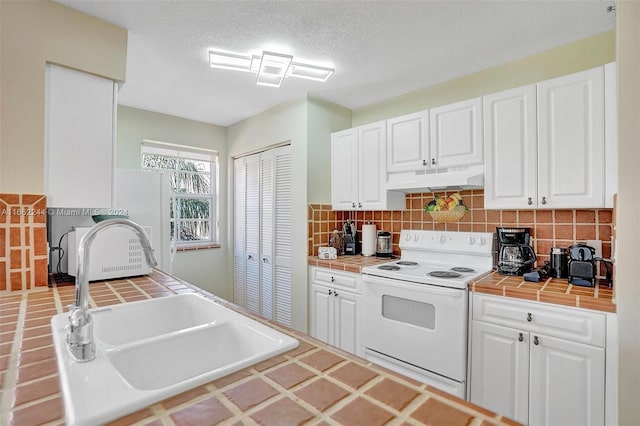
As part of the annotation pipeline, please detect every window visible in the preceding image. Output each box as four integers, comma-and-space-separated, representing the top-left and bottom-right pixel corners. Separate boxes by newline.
141, 140, 218, 248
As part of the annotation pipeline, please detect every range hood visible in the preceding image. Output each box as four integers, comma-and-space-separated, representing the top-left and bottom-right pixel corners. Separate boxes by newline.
386, 166, 484, 194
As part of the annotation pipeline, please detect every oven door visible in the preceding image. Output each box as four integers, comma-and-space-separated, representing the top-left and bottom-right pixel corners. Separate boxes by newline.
363, 274, 468, 382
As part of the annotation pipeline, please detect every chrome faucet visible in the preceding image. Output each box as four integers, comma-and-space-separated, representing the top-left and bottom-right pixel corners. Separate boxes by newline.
67, 218, 158, 362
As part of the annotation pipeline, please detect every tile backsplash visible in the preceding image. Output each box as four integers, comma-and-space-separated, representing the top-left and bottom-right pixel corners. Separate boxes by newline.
0, 194, 48, 292
308, 190, 613, 272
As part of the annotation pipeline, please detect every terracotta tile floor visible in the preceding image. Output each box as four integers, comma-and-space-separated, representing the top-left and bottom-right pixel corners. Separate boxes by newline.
0, 270, 520, 425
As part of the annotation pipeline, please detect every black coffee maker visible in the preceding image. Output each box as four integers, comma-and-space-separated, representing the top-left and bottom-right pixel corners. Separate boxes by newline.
496, 227, 537, 275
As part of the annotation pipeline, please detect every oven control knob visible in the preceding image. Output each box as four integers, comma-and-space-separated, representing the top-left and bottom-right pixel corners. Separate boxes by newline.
414, 234, 420, 241
467, 236, 475, 245
439, 235, 447, 244
477, 237, 486, 246
404, 233, 411, 241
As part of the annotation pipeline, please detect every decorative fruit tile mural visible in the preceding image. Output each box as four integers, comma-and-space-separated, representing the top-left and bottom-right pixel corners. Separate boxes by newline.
0, 194, 48, 292
308, 190, 614, 272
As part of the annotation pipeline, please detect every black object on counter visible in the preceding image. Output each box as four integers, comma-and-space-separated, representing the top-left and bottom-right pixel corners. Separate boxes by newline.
568, 243, 597, 287
496, 227, 536, 276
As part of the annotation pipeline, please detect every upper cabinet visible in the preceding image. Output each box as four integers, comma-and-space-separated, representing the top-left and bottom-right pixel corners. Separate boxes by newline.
386, 111, 429, 173
429, 97, 483, 168
331, 121, 404, 211
484, 65, 616, 209
45, 64, 117, 208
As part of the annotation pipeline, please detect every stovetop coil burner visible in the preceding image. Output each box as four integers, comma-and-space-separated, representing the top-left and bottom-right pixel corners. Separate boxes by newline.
428, 271, 462, 279
379, 265, 401, 271
450, 267, 475, 273
396, 261, 419, 266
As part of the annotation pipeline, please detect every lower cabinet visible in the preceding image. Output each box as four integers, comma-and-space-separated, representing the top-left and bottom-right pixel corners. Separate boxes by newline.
309, 267, 362, 356
469, 294, 607, 426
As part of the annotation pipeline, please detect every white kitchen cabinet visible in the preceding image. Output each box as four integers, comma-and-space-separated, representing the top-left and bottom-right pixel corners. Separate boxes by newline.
386, 111, 429, 173
484, 65, 611, 209
234, 146, 293, 326
470, 293, 607, 426
309, 267, 362, 356
470, 321, 530, 424
538, 66, 605, 209
429, 97, 483, 168
483, 85, 538, 209
45, 64, 117, 208
331, 121, 404, 210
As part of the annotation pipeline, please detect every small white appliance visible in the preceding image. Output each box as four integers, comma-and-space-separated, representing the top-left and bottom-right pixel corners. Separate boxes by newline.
68, 226, 153, 281
362, 230, 494, 398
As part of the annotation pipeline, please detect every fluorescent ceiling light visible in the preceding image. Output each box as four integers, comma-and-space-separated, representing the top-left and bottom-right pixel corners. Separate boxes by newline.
208, 49, 334, 87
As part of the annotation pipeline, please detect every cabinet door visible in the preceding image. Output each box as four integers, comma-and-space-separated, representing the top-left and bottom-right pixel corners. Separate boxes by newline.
233, 157, 247, 307
331, 128, 358, 210
386, 111, 429, 172
483, 85, 538, 209
529, 334, 605, 426
537, 67, 605, 208
45, 64, 116, 208
334, 290, 362, 356
310, 284, 333, 345
470, 321, 529, 425
358, 121, 386, 210
259, 151, 274, 320
430, 97, 483, 168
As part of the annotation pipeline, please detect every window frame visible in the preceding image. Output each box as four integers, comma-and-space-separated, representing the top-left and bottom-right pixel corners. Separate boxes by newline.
140, 140, 219, 248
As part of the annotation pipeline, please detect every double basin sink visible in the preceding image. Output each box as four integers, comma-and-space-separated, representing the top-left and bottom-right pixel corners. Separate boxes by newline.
51, 293, 299, 425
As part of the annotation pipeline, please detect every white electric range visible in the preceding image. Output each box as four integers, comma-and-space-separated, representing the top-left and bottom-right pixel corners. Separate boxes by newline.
361, 229, 494, 398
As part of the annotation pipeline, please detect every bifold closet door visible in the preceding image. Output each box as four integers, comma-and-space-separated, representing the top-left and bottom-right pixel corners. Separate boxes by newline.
233, 146, 292, 327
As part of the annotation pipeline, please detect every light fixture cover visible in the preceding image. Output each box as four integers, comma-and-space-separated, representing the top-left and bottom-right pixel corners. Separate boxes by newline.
208, 49, 334, 87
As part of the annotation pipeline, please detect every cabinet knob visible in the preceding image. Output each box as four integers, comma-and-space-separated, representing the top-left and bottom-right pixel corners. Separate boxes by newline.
358, 202, 362, 208
541, 196, 547, 205
352, 202, 356, 208
431, 158, 436, 165
262, 258, 268, 263
328, 289, 333, 295
422, 159, 427, 166
527, 197, 533, 206
518, 333, 524, 342
533, 336, 540, 346
247, 254, 253, 260
527, 313, 533, 322
330, 276, 335, 283
334, 291, 339, 297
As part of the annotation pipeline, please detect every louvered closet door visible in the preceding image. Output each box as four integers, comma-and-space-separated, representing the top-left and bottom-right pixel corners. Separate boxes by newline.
273, 146, 292, 326
244, 154, 261, 314
232, 157, 246, 307
260, 151, 274, 320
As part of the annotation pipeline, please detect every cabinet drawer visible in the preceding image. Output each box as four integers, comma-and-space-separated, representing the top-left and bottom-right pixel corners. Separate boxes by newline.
473, 293, 605, 347
310, 267, 361, 294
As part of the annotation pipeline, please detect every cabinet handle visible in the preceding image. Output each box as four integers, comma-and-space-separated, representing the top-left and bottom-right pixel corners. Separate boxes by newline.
358, 202, 362, 208
328, 289, 333, 296
541, 196, 547, 205
262, 258, 268, 263
527, 197, 533, 206
527, 313, 533, 322
334, 290, 339, 297
518, 333, 524, 342
533, 336, 540, 346
422, 159, 427, 166
352, 202, 356, 208
247, 254, 253, 260
330, 276, 335, 283
431, 158, 436, 165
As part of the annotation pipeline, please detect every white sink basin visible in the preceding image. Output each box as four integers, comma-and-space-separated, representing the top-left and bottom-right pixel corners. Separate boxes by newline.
51, 293, 298, 425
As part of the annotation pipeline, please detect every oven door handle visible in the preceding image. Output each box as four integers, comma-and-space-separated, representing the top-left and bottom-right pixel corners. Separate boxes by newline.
363, 276, 465, 298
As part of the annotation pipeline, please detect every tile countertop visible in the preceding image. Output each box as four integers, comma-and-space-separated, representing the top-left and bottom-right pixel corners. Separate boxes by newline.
307, 255, 393, 273
469, 271, 616, 313
0, 270, 519, 426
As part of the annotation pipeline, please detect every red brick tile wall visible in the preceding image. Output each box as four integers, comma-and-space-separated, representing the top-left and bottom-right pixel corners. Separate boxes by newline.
308, 190, 614, 271
0, 194, 48, 292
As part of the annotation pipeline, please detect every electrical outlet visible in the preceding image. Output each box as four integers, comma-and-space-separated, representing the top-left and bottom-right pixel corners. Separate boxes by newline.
586, 239, 603, 259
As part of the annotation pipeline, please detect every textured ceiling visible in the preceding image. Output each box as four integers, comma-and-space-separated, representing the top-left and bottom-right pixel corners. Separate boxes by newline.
56, 0, 615, 127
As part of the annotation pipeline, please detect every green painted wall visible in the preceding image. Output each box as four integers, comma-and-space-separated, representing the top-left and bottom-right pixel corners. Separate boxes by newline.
352, 30, 615, 126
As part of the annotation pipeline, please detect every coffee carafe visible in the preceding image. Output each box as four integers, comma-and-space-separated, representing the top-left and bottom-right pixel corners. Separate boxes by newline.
496, 227, 536, 275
